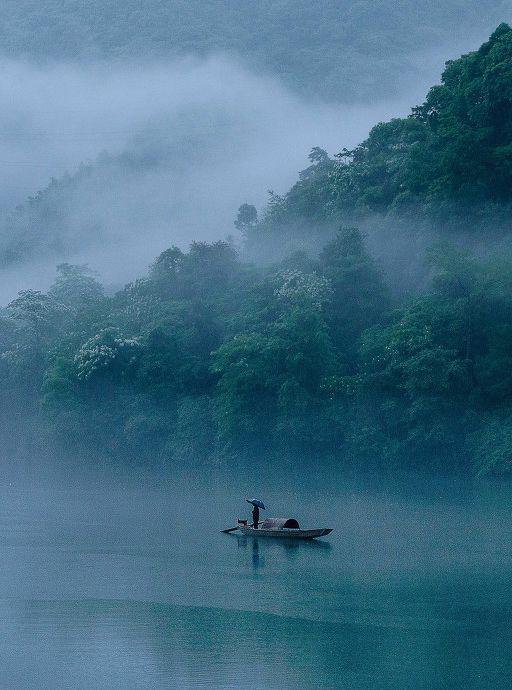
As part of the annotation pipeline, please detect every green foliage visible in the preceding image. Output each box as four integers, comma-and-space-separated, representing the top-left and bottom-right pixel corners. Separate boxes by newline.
470, 413, 512, 477
234, 204, 258, 237
4, 231, 512, 475
319, 228, 390, 366
49, 263, 104, 311
351, 246, 512, 474
169, 396, 217, 464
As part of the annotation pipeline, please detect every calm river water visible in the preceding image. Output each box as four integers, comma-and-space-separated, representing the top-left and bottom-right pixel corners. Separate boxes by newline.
0, 465, 510, 689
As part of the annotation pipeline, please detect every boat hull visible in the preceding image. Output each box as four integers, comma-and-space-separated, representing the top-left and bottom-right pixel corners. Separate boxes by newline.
238, 526, 332, 540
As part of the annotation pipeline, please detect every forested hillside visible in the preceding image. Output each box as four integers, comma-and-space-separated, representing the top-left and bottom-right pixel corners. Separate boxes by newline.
245, 24, 512, 249
3, 231, 512, 477
0, 0, 508, 101
3, 27, 512, 477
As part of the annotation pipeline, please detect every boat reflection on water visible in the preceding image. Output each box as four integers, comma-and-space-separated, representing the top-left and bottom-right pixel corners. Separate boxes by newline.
235, 534, 332, 572
252, 539, 261, 570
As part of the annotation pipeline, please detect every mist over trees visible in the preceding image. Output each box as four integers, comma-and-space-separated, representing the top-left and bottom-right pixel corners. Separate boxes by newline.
2, 27, 512, 477
0, 0, 506, 102
1, 16, 511, 286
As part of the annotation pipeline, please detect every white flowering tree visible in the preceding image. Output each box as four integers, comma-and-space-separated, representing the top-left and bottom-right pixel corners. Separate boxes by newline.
5, 290, 70, 376
74, 328, 141, 382
274, 269, 333, 310
7, 289, 69, 331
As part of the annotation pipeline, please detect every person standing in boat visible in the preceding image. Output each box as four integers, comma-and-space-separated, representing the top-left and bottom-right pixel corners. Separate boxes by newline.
252, 503, 260, 529
246, 498, 265, 529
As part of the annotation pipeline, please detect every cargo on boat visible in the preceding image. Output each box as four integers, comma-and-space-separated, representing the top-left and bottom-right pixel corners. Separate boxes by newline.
237, 517, 332, 540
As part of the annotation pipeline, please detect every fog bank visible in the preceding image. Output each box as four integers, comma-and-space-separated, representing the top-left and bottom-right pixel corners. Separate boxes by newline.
0, 56, 421, 300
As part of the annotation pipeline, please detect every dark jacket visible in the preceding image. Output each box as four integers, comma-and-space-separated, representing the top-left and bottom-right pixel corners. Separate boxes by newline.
252, 506, 260, 527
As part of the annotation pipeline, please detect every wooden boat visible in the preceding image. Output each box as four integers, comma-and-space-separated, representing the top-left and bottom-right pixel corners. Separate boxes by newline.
237, 517, 332, 540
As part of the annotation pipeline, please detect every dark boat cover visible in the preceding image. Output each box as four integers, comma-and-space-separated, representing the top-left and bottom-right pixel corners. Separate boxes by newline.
260, 518, 300, 529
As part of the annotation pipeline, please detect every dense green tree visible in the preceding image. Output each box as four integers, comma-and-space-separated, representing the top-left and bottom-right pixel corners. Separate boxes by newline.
212, 267, 337, 454
234, 204, 258, 238
49, 263, 104, 310
349, 245, 512, 473
319, 227, 390, 366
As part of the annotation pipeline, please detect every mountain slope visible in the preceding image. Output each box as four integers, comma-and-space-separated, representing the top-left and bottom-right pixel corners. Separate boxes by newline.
247, 23, 512, 250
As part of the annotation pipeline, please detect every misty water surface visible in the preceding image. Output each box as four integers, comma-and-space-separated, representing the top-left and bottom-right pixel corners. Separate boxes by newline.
0, 464, 510, 689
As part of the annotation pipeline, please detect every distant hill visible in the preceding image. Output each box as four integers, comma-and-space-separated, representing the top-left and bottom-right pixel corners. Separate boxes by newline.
4, 25, 512, 276
0, 0, 509, 101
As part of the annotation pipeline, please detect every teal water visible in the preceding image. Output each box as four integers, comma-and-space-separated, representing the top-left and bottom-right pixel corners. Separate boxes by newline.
0, 470, 510, 689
